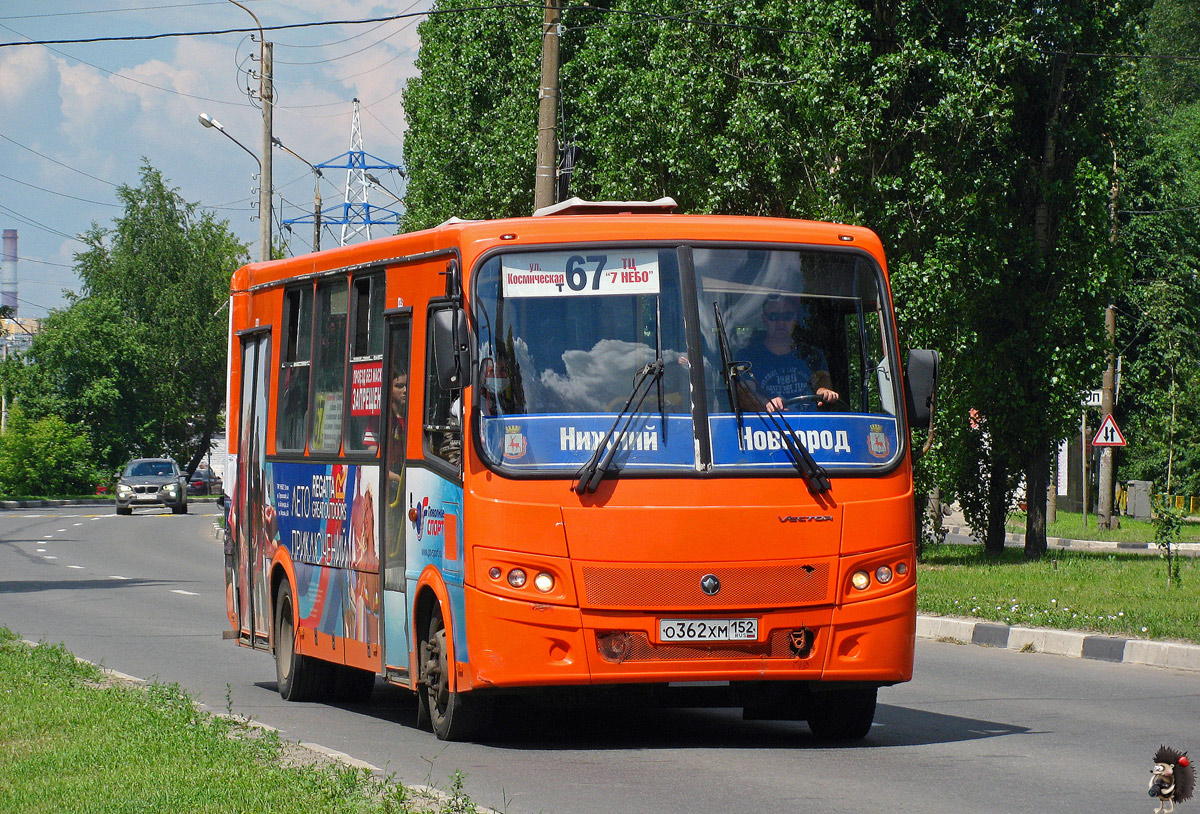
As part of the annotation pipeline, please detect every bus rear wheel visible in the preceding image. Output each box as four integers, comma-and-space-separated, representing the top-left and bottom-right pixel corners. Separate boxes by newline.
275, 580, 327, 702
805, 686, 877, 741
419, 604, 490, 741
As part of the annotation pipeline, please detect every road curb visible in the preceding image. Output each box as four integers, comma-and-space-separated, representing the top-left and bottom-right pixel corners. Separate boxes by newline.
916, 614, 1200, 672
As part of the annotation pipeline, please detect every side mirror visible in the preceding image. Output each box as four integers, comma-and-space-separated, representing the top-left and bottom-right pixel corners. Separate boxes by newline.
904, 349, 939, 431
431, 307, 470, 391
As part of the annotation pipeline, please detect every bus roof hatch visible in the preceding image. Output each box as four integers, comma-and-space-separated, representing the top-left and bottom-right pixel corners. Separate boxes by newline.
532, 196, 679, 217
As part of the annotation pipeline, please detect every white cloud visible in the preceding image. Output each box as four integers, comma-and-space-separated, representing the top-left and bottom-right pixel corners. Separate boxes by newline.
0, 46, 53, 105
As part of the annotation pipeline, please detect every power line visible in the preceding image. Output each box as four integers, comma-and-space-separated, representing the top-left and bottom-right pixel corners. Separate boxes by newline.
13, 256, 74, 270
0, 5, 535, 49
0, 2, 270, 21
0, 133, 119, 188
0, 171, 121, 207
273, 0, 424, 66
0, 202, 82, 243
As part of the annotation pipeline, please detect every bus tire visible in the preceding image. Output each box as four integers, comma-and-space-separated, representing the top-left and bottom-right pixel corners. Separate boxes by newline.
806, 686, 877, 741
420, 604, 490, 741
333, 664, 376, 703
275, 580, 324, 702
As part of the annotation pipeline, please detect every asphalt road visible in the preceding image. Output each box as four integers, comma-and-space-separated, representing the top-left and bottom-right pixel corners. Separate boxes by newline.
1, 507, 1196, 813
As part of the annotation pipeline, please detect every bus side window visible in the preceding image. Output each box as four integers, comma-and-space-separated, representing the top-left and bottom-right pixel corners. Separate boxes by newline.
423, 304, 462, 469
310, 278, 350, 454
277, 286, 313, 452
347, 274, 385, 455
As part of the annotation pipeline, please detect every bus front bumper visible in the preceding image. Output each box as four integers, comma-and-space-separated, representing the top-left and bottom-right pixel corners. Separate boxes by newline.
459, 584, 915, 691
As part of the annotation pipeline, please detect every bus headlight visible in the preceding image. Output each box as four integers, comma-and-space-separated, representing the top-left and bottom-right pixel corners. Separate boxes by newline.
851, 570, 871, 591
507, 568, 527, 588
534, 572, 555, 593
875, 565, 893, 584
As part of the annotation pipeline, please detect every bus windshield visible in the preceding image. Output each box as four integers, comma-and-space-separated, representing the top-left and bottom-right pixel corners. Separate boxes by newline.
472, 244, 902, 475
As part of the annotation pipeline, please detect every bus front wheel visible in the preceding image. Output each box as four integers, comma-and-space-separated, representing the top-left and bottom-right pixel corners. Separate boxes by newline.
806, 686, 877, 741
275, 580, 327, 702
419, 604, 490, 741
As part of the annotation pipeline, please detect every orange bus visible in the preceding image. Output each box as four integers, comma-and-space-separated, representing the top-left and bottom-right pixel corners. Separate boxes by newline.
223, 198, 938, 742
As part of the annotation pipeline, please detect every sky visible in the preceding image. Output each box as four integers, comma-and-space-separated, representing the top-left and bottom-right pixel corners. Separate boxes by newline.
0, 0, 431, 319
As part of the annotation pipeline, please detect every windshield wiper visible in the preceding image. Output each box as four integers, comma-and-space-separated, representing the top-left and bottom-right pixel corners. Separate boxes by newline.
713, 302, 749, 443
748, 403, 832, 493
574, 359, 665, 494
712, 301, 830, 494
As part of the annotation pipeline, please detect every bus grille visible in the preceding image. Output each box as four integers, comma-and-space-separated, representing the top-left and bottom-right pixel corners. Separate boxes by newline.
595, 629, 806, 662
580, 562, 831, 609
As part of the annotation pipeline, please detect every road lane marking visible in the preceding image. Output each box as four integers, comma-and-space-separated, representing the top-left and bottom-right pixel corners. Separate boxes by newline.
67, 565, 84, 570
171, 590, 198, 596
110, 576, 129, 580
44, 555, 57, 559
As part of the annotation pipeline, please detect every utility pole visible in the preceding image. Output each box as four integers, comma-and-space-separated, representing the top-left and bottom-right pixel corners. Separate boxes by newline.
1097, 304, 1117, 528
259, 41, 274, 262
533, 0, 561, 211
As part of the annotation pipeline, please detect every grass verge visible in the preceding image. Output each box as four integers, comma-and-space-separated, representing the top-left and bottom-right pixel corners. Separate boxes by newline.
918, 543, 1200, 643
0, 628, 475, 814
1003, 510, 1200, 543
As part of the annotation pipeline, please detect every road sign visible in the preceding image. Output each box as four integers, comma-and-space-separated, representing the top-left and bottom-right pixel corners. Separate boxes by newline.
1083, 389, 1104, 407
1092, 414, 1126, 447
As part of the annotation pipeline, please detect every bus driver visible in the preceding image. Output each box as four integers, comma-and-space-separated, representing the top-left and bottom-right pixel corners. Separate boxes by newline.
741, 294, 839, 412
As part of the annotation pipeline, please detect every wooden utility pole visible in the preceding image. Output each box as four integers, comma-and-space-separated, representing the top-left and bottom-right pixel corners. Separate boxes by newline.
534, 0, 561, 210
1097, 304, 1117, 527
259, 41, 274, 262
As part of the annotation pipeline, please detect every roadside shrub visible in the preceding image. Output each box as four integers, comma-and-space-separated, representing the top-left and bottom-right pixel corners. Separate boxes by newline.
0, 408, 101, 497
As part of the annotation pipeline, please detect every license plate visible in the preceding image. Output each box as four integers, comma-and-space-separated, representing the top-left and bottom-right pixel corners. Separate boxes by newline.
658, 618, 758, 643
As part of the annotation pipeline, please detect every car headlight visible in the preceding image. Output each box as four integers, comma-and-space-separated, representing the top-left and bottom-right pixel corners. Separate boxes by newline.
116, 484, 132, 497
163, 483, 178, 495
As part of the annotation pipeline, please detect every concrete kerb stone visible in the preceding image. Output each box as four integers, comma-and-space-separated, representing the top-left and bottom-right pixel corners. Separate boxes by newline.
918, 614, 1200, 672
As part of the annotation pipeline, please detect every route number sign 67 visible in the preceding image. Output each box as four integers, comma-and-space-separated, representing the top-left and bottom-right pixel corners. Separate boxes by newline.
501, 251, 660, 298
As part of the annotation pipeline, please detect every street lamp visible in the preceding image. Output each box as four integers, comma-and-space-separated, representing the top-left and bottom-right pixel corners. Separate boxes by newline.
273, 136, 323, 252
199, 113, 271, 259
198, 113, 260, 170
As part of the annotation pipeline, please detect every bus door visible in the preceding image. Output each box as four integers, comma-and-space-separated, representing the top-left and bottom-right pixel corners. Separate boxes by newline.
234, 329, 272, 649
381, 310, 413, 680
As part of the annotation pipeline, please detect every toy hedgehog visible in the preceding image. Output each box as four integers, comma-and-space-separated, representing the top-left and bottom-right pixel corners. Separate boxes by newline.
1150, 745, 1194, 813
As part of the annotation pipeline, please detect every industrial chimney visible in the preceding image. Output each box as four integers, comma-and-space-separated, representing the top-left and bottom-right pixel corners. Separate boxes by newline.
1, 229, 16, 316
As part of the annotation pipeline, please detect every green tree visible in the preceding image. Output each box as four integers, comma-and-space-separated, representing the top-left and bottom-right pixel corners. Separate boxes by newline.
15, 162, 245, 475
13, 297, 152, 472
1116, 0, 1200, 501
0, 407, 99, 497
403, 1, 1142, 556
401, 5, 543, 230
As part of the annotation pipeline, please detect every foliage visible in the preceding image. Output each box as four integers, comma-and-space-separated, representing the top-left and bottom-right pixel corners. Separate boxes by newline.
1115, 0, 1200, 501
401, 4, 543, 230
403, 1, 1143, 557
1152, 499, 1186, 587
13, 162, 244, 476
0, 407, 99, 497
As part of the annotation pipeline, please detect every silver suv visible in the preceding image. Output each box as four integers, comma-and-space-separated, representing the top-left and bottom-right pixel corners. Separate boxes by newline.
115, 458, 188, 515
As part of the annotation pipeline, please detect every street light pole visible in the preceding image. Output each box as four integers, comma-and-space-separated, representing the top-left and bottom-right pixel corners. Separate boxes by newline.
259, 41, 273, 261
